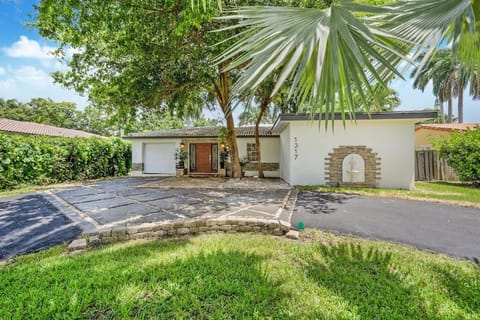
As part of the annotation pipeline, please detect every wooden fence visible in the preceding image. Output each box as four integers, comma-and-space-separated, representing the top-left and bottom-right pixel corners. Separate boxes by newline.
415, 150, 458, 181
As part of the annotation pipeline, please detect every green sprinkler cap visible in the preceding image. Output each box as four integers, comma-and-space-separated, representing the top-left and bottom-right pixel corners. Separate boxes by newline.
297, 221, 305, 231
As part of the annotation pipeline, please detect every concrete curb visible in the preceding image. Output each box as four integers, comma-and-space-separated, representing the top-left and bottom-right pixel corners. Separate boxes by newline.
68, 217, 292, 250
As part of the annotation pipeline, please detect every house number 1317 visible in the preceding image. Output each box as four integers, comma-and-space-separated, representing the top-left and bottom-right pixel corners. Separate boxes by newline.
294, 137, 299, 160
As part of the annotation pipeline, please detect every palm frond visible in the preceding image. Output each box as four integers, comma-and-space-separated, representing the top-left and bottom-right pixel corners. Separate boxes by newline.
216, 2, 410, 127
379, 0, 476, 76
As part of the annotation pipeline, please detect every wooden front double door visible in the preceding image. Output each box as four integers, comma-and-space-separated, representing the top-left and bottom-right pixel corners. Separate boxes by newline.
189, 143, 219, 173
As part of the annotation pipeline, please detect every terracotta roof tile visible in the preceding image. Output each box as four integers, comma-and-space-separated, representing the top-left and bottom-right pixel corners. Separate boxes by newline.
0, 118, 102, 138
125, 126, 277, 138
415, 123, 478, 132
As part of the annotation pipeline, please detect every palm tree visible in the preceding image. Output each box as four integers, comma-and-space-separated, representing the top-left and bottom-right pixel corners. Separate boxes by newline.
411, 50, 454, 123
469, 66, 480, 100
449, 62, 470, 123
413, 49, 479, 123
352, 84, 400, 112
210, 0, 478, 123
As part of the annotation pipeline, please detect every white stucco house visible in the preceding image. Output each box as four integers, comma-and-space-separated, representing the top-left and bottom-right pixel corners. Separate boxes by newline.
125, 111, 437, 189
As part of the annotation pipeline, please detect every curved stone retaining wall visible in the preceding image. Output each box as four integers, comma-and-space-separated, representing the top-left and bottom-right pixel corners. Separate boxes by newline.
82, 217, 292, 246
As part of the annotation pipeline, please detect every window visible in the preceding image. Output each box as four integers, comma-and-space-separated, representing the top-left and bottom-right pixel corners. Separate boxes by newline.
247, 143, 258, 161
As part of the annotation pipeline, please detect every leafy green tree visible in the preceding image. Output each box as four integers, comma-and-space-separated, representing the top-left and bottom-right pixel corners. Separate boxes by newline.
27, 98, 80, 129
34, 0, 245, 176
239, 76, 300, 178
80, 105, 218, 135
76, 105, 117, 136
238, 107, 279, 126
352, 84, 400, 112
129, 110, 185, 133
0, 98, 81, 128
434, 127, 480, 184
0, 99, 30, 121
188, 115, 220, 127
33, 0, 319, 178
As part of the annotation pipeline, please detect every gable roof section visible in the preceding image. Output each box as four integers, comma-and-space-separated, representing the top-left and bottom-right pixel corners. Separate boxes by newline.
272, 111, 438, 133
415, 123, 478, 132
125, 126, 277, 138
0, 118, 101, 138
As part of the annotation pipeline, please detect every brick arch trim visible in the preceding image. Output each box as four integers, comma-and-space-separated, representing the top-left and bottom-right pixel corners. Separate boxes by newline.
325, 146, 381, 187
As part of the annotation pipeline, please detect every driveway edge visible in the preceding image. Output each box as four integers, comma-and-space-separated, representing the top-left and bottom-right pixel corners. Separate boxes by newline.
71, 217, 292, 250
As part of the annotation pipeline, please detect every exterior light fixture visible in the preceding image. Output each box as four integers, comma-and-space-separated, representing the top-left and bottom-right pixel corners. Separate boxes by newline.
180, 142, 185, 149
220, 143, 225, 149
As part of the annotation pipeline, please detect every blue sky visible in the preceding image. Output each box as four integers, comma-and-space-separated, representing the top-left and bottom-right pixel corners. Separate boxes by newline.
1, 0, 479, 122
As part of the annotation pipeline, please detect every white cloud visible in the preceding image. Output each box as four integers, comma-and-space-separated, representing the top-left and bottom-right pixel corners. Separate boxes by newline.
13, 65, 49, 82
3, 36, 56, 62
0, 65, 88, 109
0, 67, 5, 75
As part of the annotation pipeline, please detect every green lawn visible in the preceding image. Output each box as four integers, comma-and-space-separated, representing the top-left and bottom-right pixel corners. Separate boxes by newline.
0, 177, 119, 198
1, 233, 479, 319
299, 182, 480, 207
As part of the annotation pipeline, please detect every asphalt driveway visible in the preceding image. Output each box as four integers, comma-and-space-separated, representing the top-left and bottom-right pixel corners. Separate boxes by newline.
292, 191, 480, 262
0, 194, 82, 260
1, 177, 292, 260
49, 177, 291, 227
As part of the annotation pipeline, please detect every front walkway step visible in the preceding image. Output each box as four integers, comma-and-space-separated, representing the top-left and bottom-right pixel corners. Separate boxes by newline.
67, 239, 87, 252
286, 230, 300, 240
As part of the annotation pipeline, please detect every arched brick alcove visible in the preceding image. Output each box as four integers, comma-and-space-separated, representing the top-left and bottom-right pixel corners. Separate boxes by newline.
325, 146, 381, 187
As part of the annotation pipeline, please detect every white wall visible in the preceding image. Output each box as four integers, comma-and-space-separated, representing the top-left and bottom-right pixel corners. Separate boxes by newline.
236, 137, 280, 162
237, 137, 280, 177
130, 138, 181, 176
279, 124, 291, 183
284, 120, 416, 189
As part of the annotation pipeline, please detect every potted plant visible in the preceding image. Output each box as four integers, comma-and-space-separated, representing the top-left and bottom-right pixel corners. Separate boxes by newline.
175, 149, 188, 171
220, 149, 229, 169
239, 156, 249, 178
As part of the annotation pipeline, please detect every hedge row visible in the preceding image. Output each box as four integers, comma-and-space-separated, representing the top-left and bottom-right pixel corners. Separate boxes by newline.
0, 133, 131, 190
435, 127, 480, 184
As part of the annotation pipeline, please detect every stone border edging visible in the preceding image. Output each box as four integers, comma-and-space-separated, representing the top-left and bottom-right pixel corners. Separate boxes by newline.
78, 217, 292, 248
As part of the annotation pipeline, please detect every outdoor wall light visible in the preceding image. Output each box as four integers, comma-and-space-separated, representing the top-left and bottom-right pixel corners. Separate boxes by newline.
180, 142, 185, 149
220, 143, 225, 149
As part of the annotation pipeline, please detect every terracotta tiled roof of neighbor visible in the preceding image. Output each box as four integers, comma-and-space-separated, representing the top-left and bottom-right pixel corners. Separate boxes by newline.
0, 118, 102, 138
415, 123, 479, 132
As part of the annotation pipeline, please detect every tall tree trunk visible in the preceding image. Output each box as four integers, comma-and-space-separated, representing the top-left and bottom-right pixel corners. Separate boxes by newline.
255, 97, 271, 179
225, 112, 241, 178
448, 96, 453, 124
439, 99, 445, 123
216, 65, 241, 178
458, 86, 464, 124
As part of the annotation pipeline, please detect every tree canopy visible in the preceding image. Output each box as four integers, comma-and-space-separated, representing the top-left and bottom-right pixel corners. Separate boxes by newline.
0, 98, 218, 136
33, 0, 317, 177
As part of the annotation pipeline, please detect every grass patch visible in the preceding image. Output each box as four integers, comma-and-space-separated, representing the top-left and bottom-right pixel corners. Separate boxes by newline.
1, 233, 479, 319
0, 176, 121, 198
299, 182, 480, 207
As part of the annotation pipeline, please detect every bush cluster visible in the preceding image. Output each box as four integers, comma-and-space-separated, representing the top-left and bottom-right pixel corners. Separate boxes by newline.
0, 133, 131, 190
434, 127, 480, 185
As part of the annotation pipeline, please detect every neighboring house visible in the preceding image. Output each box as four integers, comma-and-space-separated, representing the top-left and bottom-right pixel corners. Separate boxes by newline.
0, 118, 101, 138
415, 123, 478, 150
125, 111, 436, 189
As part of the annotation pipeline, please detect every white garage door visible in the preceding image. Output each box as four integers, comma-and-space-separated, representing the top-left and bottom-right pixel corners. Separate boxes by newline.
144, 143, 176, 174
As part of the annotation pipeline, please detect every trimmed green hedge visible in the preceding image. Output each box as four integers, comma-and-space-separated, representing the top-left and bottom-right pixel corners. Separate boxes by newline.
434, 127, 480, 185
0, 133, 131, 190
